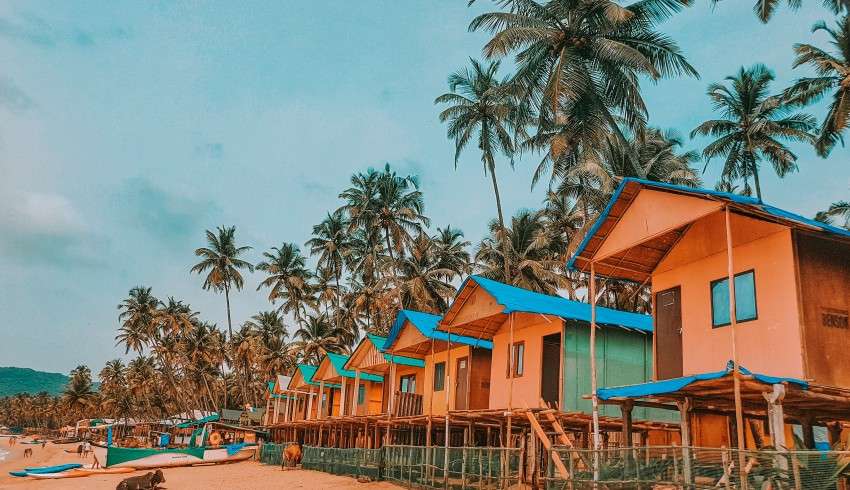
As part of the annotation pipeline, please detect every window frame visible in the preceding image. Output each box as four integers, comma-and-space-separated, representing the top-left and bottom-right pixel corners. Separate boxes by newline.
399, 374, 416, 393
357, 383, 366, 405
710, 269, 758, 328
433, 362, 445, 391
506, 341, 526, 378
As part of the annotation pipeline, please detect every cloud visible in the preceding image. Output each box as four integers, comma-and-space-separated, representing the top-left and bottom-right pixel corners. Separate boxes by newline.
0, 190, 106, 267
0, 77, 35, 113
0, 13, 129, 48
113, 177, 220, 245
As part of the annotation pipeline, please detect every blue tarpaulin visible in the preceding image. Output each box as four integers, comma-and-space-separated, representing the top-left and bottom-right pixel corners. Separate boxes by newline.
463, 275, 653, 332
597, 361, 809, 400
382, 310, 494, 352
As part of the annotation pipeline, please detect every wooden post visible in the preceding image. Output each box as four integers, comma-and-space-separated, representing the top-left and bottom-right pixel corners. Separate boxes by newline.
444, 326, 453, 488
306, 388, 314, 420
801, 417, 815, 450
621, 401, 633, 475
284, 392, 292, 423
274, 394, 281, 424
507, 312, 515, 453
724, 205, 748, 489
340, 377, 347, 417
352, 369, 361, 416
676, 397, 692, 486
764, 384, 788, 470
589, 262, 601, 481
317, 381, 325, 420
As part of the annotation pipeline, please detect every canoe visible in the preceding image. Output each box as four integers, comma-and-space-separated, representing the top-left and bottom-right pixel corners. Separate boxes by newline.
92, 443, 257, 469
24, 463, 83, 473
26, 471, 90, 479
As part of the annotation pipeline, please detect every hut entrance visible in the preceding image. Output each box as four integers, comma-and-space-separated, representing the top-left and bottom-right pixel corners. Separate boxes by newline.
655, 286, 683, 379
455, 357, 469, 410
541, 332, 561, 406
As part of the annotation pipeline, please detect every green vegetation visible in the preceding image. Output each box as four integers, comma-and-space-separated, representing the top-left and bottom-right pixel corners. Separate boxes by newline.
0, 367, 70, 397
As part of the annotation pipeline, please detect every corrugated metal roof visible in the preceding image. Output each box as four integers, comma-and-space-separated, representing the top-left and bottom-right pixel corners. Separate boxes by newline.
382, 309, 494, 352
325, 352, 384, 382
364, 333, 425, 367
463, 275, 653, 333
568, 178, 850, 276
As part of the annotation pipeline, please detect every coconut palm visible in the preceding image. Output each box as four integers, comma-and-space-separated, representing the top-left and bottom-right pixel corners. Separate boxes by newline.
816, 201, 850, 229
157, 297, 197, 336
243, 311, 288, 346
292, 312, 344, 364
470, 0, 697, 191
432, 226, 472, 281
307, 211, 351, 329
392, 232, 457, 313
116, 286, 160, 354
691, 64, 816, 201
63, 365, 95, 419
191, 226, 254, 338
785, 17, 850, 157
256, 243, 314, 323
710, 0, 847, 23
475, 209, 567, 294
435, 59, 526, 279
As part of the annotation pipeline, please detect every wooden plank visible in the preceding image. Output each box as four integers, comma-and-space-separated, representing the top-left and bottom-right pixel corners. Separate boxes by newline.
525, 412, 570, 480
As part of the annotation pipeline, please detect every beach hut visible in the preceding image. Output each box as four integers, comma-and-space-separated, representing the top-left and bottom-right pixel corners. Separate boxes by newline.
438, 275, 653, 417
287, 364, 337, 421
343, 333, 424, 416
312, 353, 383, 419
569, 178, 850, 450
382, 309, 493, 416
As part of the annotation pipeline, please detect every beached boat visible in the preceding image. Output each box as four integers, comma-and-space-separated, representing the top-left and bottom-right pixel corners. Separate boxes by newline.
91, 442, 256, 469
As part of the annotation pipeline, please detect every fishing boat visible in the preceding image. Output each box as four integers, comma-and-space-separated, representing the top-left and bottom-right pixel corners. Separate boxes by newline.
90, 416, 264, 469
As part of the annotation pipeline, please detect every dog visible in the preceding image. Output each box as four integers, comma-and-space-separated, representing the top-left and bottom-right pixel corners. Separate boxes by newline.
23, 448, 32, 458
283, 442, 302, 467
115, 469, 165, 490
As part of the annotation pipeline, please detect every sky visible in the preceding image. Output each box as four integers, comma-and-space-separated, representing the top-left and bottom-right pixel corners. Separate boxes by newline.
0, 1, 847, 375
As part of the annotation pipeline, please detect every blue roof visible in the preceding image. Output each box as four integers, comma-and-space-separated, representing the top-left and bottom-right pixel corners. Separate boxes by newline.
365, 334, 425, 368
568, 178, 850, 272
464, 275, 652, 333
295, 364, 340, 389
325, 352, 383, 382
597, 361, 809, 400
383, 310, 494, 352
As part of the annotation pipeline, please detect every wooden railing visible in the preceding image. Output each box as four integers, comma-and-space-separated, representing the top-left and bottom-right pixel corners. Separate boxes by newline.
393, 391, 423, 417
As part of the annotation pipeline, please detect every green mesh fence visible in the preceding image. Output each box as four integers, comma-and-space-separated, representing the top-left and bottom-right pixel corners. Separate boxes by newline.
301, 445, 383, 481
259, 443, 284, 465
543, 445, 850, 489
382, 445, 522, 489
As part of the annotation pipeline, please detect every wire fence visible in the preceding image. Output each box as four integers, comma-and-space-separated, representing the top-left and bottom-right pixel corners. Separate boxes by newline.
258, 441, 297, 466
383, 444, 522, 489
301, 445, 383, 481
543, 445, 850, 489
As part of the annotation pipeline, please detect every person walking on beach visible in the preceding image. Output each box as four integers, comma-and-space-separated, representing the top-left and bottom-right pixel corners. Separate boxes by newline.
83, 440, 91, 458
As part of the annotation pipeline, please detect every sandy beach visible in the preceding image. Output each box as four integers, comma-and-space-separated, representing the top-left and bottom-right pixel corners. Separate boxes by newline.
0, 438, 400, 489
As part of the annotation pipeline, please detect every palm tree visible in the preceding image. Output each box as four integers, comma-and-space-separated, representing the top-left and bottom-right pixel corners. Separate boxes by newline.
116, 287, 159, 354
435, 59, 525, 279
432, 226, 472, 281
691, 64, 816, 201
292, 312, 344, 364
393, 232, 457, 313
191, 226, 254, 338
63, 366, 95, 420
306, 210, 352, 328
605, 128, 702, 187
785, 17, 850, 157
710, 0, 848, 23
470, 0, 697, 191
256, 243, 314, 323
475, 209, 566, 294
243, 311, 288, 346
816, 201, 850, 229
157, 297, 197, 336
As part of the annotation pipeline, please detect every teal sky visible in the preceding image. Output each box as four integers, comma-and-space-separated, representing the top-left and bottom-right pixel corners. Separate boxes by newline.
0, 1, 847, 374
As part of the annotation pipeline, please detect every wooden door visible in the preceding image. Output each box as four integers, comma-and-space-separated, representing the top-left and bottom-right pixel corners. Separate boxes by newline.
541, 333, 561, 407
655, 287, 683, 379
455, 357, 469, 410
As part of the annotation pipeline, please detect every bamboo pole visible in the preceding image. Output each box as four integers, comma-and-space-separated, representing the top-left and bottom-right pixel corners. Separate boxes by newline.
507, 312, 514, 452
725, 206, 747, 489
317, 381, 325, 420
445, 325, 453, 487
589, 262, 601, 481
352, 369, 361, 416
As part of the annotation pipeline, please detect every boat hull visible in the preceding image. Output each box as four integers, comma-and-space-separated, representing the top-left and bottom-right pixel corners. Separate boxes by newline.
92, 444, 256, 469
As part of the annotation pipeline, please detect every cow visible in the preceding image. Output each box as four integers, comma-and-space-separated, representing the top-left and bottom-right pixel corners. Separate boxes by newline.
283, 442, 302, 468
115, 469, 165, 490
23, 448, 32, 458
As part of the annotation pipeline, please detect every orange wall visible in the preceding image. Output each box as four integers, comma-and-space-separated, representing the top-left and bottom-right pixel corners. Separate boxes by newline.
652, 214, 804, 378
423, 345, 470, 415
488, 315, 562, 410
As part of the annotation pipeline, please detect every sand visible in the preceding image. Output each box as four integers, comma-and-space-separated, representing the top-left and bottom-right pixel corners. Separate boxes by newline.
0, 437, 401, 489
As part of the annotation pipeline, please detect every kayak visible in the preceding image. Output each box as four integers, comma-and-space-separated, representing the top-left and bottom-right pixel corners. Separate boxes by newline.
26, 471, 90, 479
25, 463, 83, 472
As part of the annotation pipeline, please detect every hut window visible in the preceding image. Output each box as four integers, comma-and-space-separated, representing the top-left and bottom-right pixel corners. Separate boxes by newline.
434, 362, 445, 391
399, 374, 416, 393
507, 342, 525, 377
358, 384, 366, 405
711, 270, 757, 328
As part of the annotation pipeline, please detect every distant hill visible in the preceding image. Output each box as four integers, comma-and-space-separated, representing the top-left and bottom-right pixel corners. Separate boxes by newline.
0, 367, 70, 397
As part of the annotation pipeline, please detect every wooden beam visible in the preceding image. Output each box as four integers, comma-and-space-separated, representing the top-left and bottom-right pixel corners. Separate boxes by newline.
525, 412, 570, 480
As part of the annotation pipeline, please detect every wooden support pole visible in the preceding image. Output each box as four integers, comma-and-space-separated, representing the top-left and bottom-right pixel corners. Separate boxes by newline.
340, 377, 347, 417
317, 381, 325, 420
725, 206, 748, 489
589, 262, 601, 481
352, 369, 361, 416
507, 312, 514, 451
764, 384, 788, 471
525, 412, 570, 479
445, 326, 453, 488
677, 397, 692, 486
306, 388, 314, 420
273, 394, 281, 424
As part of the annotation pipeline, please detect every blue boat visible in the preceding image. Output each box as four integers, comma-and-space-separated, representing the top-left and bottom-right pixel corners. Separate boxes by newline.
9, 463, 82, 477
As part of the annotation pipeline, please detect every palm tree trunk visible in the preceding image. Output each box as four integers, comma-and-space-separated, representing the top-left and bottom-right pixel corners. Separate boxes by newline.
224, 284, 233, 339
487, 161, 511, 282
